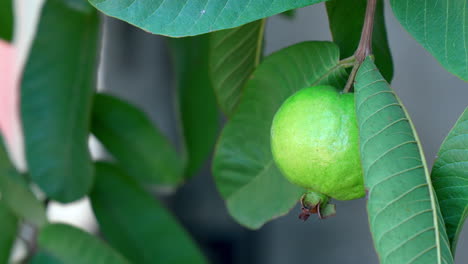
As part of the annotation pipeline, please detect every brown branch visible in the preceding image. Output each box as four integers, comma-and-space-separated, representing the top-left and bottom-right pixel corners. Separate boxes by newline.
343, 0, 377, 93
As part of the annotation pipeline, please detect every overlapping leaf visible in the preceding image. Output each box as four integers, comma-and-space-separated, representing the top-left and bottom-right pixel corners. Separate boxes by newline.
432, 107, 468, 253
210, 19, 265, 116
37, 224, 130, 264
355, 57, 453, 263
326, 0, 393, 81
92, 94, 184, 185
90, 162, 207, 264
0, 202, 17, 264
88, 0, 325, 37
0, 137, 46, 227
21, 0, 99, 202
168, 35, 219, 177
390, 0, 468, 81
0, 0, 14, 42
213, 42, 349, 229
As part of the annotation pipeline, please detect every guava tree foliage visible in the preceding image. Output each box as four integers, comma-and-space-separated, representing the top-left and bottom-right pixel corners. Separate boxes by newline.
0, 0, 467, 263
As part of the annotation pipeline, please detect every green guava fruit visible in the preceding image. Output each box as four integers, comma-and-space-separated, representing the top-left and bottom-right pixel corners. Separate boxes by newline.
270, 85, 365, 200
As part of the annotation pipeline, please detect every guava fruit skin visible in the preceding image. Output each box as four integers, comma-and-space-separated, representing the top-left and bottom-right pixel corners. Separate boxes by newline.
270, 85, 364, 200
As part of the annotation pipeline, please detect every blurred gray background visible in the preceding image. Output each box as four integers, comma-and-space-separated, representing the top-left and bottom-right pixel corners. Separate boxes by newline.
98, 2, 468, 264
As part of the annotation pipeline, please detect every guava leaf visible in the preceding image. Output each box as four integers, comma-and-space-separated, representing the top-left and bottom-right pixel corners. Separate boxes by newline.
87, 0, 326, 37
355, 57, 453, 264
390, 0, 468, 81
326, 0, 393, 82
210, 19, 265, 116
0, 202, 18, 264
21, 0, 99, 202
432, 107, 468, 253
92, 94, 184, 185
37, 223, 130, 264
0, 137, 47, 227
168, 35, 219, 177
90, 162, 207, 264
212, 41, 349, 229
30, 251, 64, 264
0, 0, 14, 42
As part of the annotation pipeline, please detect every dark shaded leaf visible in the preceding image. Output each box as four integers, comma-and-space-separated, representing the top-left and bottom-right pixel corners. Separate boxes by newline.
168, 35, 219, 177
21, 0, 100, 202
0, 202, 17, 264
0, 137, 46, 227
92, 94, 184, 185
90, 162, 207, 264
0, 0, 14, 42
37, 223, 130, 264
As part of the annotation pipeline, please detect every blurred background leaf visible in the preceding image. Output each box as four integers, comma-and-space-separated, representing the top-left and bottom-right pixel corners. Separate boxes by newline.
88, 0, 326, 37
92, 93, 184, 186
326, 0, 393, 82
213, 42, 349, 229
21, 0, 99, 202
90, 162, 207, 264
432, 107, 468, 253
37, 223, 130, 264
210, 19, 265, 116
355, 57, 453, 263
0, 137, 46, 227
390, 0, 468, 81
0, 202, 17, 264
0, 0, 14, 42
168, 36, 219, 177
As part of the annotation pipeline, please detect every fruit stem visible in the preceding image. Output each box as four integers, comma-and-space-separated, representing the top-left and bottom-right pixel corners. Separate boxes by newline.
343, 0, 377, 93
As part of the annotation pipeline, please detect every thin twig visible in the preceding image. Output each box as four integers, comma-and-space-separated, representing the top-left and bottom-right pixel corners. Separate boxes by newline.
343, 0, 377, 93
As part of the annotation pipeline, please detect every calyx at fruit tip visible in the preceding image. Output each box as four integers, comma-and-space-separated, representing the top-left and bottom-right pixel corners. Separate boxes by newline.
299, 191, 336, 221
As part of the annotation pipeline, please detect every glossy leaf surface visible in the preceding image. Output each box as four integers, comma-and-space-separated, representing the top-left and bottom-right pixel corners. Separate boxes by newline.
88, 0, 325, 37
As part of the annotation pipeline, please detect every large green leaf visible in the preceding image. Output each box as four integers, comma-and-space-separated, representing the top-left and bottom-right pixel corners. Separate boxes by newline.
210, 19, 265, 116
21, 0, 100, 202
212, 41, 349, 229
0, 138, 47, 227
30, 251, 64, 264
0, 202, 18, 264
90, 162, 207, 264
432, 107, 468, 253
390, 0, 468, 81
88, 0, 326, 37
37, 223, 130, 264
92, 93, 184, 185
355, 57, 453, 264
326, 0, 393, 82
0, 0, 14, 42
168, 35, 219, 177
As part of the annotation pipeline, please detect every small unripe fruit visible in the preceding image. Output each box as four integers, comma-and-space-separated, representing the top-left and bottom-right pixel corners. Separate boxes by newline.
270, 85, 364, 200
